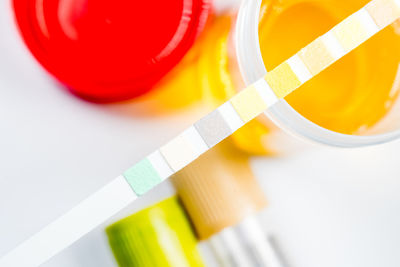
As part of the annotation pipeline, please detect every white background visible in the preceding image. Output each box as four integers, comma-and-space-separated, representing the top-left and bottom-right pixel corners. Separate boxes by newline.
1, 0, 400, 266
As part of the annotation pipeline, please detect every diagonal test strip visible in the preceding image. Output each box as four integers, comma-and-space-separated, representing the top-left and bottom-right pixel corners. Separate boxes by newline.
1, 0, 399, 266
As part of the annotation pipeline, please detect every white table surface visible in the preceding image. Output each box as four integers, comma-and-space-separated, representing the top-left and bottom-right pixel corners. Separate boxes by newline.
1, 0, 400, 266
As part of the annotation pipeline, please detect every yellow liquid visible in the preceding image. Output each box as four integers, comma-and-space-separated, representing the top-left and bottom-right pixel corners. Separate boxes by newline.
144, 0, 400, 155
259, 0, 400, 134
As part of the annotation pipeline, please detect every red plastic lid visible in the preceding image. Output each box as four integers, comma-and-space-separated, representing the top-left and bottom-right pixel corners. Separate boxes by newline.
13, 0, 211, 102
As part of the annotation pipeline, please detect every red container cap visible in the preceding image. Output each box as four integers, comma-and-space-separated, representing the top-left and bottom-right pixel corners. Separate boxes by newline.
13, 0, 211, 102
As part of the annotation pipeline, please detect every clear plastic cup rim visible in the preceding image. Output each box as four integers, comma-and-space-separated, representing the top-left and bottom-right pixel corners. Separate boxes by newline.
235, 0, 400, 147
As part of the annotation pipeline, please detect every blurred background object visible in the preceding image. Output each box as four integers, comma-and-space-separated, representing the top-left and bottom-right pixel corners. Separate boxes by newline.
172, 140, 285, 267
12, 0, 211, 102
172, 140, 267, 240
107, 197, 205, 267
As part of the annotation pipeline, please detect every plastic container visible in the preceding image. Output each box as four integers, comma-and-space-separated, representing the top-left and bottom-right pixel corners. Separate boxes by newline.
172, 140, 284, 267
235, 0, 400, 147
106, 197, 206, 267
151, 0, 400, 151
12, 0, 211, 102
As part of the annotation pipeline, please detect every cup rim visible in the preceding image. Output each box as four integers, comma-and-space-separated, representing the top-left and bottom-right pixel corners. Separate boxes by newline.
235, 0, 400, 147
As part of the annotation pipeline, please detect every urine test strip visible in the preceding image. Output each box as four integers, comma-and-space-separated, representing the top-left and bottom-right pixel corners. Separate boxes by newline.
1, 0, 399, 266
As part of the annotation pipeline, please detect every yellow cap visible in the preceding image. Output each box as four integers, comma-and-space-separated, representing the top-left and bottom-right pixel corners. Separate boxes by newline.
106, 197, 205, 267
171, 140, 267, 240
